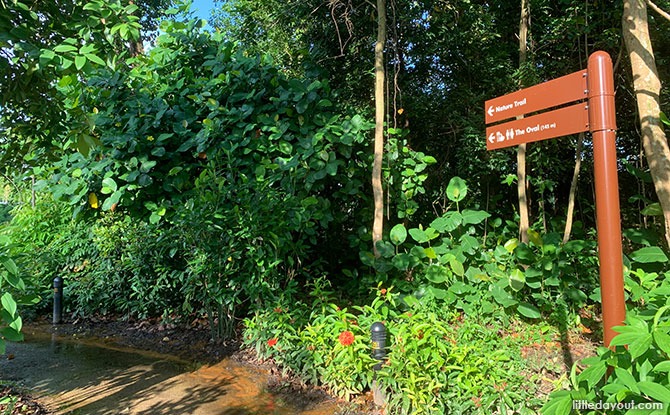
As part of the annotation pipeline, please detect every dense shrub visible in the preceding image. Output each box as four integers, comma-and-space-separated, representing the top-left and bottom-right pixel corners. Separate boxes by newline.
243, 281, 548, 414
543, 254, 670, 415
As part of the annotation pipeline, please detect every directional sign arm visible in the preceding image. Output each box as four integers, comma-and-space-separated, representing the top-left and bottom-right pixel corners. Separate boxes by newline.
485, 103, 589, 150
484, 70, 587, 124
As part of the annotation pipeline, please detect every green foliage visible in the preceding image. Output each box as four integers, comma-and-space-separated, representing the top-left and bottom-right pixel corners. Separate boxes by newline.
544, 249, 670, 415
6, 198, 186, 319
544, 311, 670, 415
243, 277, 374, 400
173, 164, 319, 340
244, 283, 547, 414
45, 20, 371, 222
70, 215, 186, 318
0, 0, 143, 170
385, 129, 437, 219
30, 18, 381, 327
0, 236, 25, 354
0, 203, 12, 225
365, 177, 599, 323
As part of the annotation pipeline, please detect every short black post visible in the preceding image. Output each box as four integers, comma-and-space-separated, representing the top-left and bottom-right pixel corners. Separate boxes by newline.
371, 321, 387, 406
53, 277, 63, 325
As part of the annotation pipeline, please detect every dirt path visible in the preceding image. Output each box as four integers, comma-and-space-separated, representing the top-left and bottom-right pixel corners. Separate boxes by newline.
1, 326, 342, 415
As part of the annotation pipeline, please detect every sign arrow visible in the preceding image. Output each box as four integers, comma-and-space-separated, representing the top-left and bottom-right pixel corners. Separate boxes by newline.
484, 69, 587, 124
485, 103, 589, 150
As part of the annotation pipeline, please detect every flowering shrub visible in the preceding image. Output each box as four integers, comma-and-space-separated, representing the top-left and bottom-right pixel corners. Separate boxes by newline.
339, 331, 355, 346
243, 283, 546, 413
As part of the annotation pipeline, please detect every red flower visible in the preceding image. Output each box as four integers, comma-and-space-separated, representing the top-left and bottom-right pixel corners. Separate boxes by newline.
338, 331, 355, 346
471, 397, 482, 408
267, 338, 278, 347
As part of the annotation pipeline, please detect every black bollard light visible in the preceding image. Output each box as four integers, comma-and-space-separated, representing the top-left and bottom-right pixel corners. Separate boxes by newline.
371, 321, 388, 406
371, 321, 387, 370
53, 277, 63, 325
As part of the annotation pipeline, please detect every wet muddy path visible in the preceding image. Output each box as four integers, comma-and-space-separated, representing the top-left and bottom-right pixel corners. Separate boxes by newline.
1, 326, 341, 415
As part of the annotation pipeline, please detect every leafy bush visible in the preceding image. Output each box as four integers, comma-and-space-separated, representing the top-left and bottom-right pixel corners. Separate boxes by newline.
364, 177, 600, 325
543, 311, 670, 415
46, 18, 372, 228
243, 282, 547, 414
543, 248, 670, 415
173, 167, 314, 340
0, 235, 29, 354
4, 198, 76, 302
68, 215, 186, 318
6, 197, 187, 319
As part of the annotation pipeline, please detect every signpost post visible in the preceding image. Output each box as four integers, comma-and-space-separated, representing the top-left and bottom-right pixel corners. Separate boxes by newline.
484, 51, 625, 347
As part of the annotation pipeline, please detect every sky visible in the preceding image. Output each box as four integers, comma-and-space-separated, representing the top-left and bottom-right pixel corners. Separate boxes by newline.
189, 0, 216, 25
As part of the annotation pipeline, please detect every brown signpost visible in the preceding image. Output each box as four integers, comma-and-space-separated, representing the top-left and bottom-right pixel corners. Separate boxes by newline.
486, 103, 589, 151
485, 69, 587, 124
484, 51, 625, 347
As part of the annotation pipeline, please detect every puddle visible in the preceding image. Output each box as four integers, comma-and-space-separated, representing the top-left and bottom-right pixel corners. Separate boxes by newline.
0, 327, 341, 415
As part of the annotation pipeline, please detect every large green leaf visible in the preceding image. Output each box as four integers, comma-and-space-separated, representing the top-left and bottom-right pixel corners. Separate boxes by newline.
425, 265, 449, 284
430, 212, 462, 232
509, 269, 526, 292
101, 177, 118, 194
653, 330, 670, 355
392, 253, 411, 271
389, 224, 407, 245
1, 293, 17, 318
409, 227, 428, 243
614, 367, 640, 393
491, 284, 518, 308
517, 302, 541, 319
628, 334, 653, 361
541, 391, 573, 415
631, 247, 669, 264
0, 255, 18, 276
102, 190, 122, 211
577, 361, 607, 388
461, 209, 490, 225
642, 203, 664, 216
0, 327, 23, 342
375, 241, 395, 258
446, 177, 467, 203
638, 381, 670, 403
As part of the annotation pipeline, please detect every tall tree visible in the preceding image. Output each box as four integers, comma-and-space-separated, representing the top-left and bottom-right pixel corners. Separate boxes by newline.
517, 0, 530, 243
372, 0, 386, 256
623, 0, 670, 246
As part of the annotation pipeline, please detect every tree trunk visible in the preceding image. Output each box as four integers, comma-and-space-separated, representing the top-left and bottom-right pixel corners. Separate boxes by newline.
517, 0, 530, 243
372, 0, 386, 256
563, 133, 584, 243
623, 0, 670, 247
127, 0, 144, 56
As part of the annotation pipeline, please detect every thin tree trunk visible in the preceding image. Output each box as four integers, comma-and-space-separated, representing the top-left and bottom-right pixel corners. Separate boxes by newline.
517, 0, 530, 243
623, 0, 670, 247
128, 0, 144, 56
563, 133, 584, 243
372, 0, 386, 256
